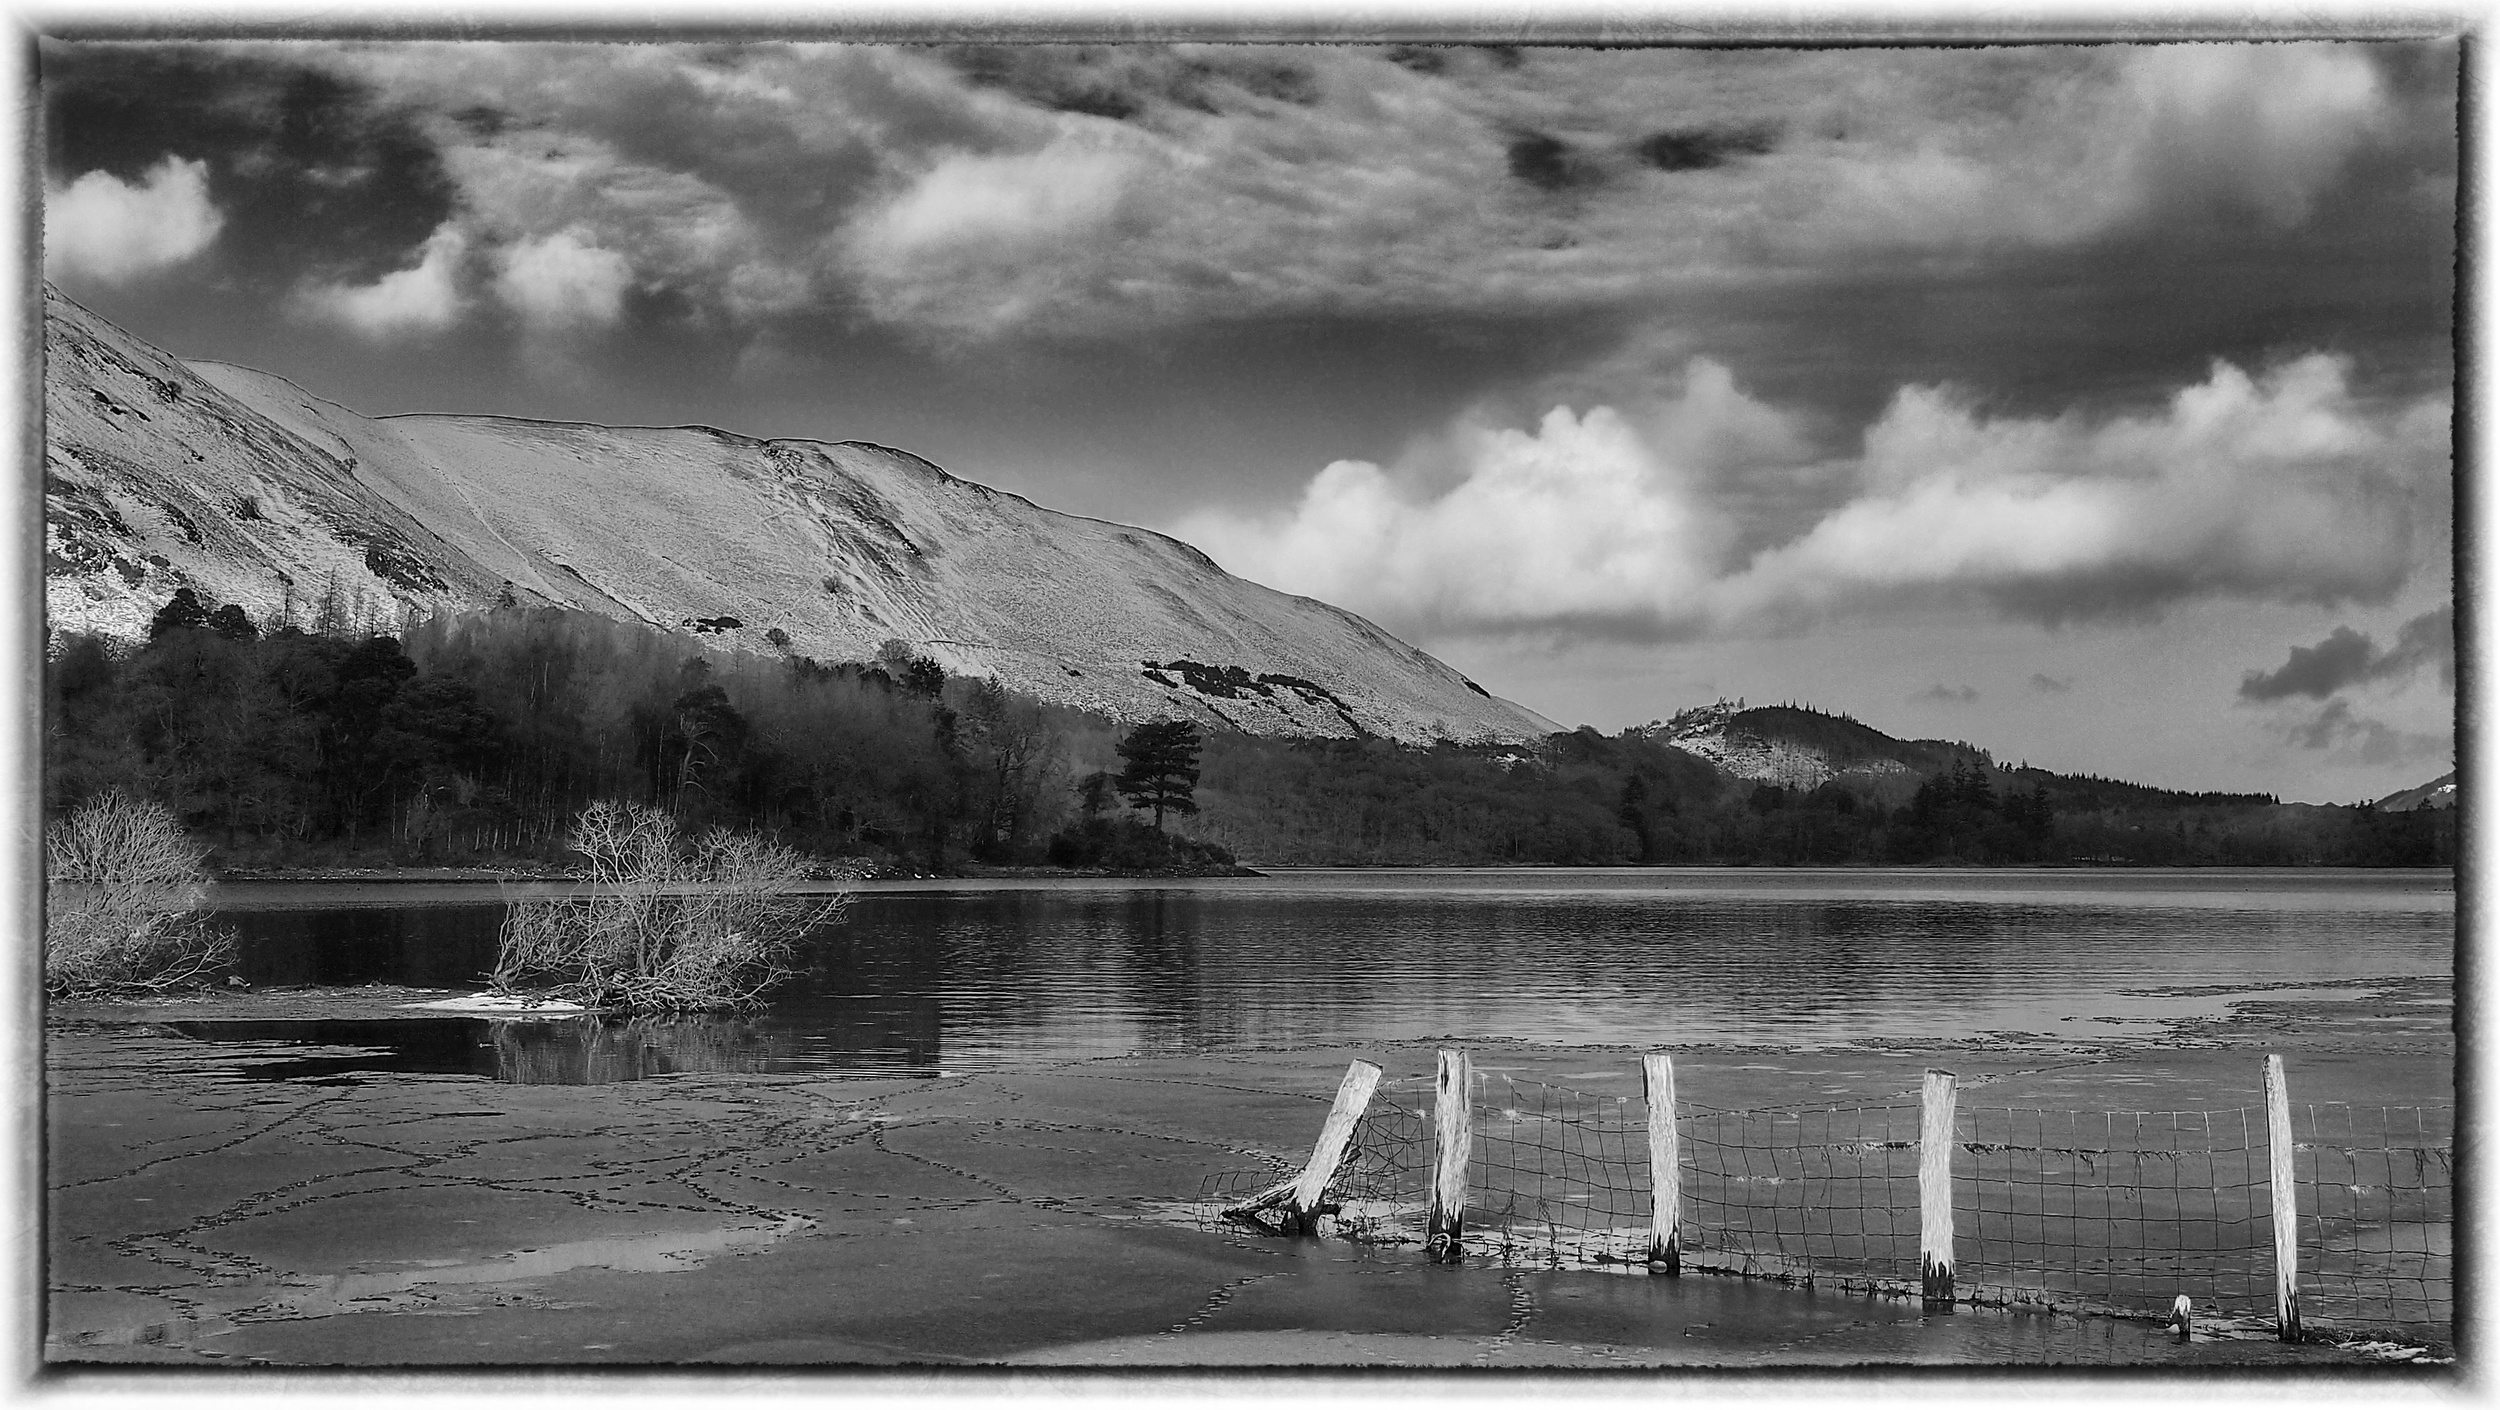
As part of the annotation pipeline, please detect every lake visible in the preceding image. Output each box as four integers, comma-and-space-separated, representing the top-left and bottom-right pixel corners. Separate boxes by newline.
188, 867, 2455, 1083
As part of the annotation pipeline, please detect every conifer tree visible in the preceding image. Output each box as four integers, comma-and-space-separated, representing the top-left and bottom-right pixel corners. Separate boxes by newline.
147, 588, 210, 639
1115, 719, 1202, 831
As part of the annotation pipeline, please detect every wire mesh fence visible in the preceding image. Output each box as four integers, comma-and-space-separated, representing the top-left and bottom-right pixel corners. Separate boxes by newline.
1194, 1059, 2453, 1348
2293, 1103, 2453, 1335
1956, 1106, 2271, 1318
1682, 1101, 1925, 1292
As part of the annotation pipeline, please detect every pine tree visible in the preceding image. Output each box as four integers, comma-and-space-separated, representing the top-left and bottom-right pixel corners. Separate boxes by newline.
207, 604, 258, 642
147, 588, 210, 639
1115, 719, 1202, 831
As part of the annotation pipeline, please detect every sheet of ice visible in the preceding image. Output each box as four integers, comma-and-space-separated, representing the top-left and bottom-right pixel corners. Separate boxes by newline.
399, 993, 587, 1015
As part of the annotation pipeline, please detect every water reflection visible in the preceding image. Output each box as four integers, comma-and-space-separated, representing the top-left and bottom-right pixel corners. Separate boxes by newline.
231, 905, 504, 988
167, 1007, 940, 1085
487, 1014, 791, 1084
202, 873, 2452, 1077
165, 1017, 496, 1082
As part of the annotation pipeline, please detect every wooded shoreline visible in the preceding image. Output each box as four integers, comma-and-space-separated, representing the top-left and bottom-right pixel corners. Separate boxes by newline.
51, 603, 2456, 879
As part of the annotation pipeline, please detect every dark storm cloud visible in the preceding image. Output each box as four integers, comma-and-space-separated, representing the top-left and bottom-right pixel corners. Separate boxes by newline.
1635, 124, 1779, 173
2238, 607, 2453, 702
1383, 45, 1449, 76
449, 105, 509, 138
2240, 626, 2376, 701
942, 46, 1153, 118
934, 45, 1318, 123
486, 49, 897, 248
1376, 44, 1535, 80
1505, 132, 1576, 191
43, 43, 456, 288
2284, 698, 2445, 764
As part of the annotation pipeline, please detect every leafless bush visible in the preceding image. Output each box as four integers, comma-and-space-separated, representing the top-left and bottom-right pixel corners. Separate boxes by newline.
45, 792, 234, 999
493, 800, 846, 1013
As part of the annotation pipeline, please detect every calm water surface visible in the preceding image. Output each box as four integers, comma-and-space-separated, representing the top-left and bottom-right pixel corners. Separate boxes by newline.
182, 868, 2453, 1083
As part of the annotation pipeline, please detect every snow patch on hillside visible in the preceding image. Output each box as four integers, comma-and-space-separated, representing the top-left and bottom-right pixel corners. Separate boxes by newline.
1641, 699, 1911, 789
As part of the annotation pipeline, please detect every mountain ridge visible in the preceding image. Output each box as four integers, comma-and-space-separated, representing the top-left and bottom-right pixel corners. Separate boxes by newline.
2374, 772, 2457, 812
1639, 698, 2289, 811
44, 285, 1556, 747
1640, 699, 1976, 798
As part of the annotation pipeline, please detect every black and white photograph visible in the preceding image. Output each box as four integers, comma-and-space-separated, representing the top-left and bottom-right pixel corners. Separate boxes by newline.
27, 18, 2461, 1381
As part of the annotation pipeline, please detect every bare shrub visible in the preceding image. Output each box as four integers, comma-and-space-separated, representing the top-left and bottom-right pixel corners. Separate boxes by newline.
45, 792, 234, 999
493, 801, 846, 1013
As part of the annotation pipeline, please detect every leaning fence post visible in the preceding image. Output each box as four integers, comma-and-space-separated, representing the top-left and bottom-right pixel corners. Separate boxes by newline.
1221, 1058, 1382, 1234
1919, 1068, 1958, 1307
1428, 1047, 1471, 1263
2265, 1053, 2302, 1341
1644, 1052, 1681, 1275
1284, 1059, 1382, 1233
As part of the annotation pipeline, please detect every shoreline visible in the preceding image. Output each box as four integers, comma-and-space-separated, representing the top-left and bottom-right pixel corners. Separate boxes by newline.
44, 986, 2452, 1368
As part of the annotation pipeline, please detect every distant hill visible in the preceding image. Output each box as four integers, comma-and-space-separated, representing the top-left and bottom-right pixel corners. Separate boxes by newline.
42, 283, 1554, 747
1639, 700, 1964, 798
2375, 772, 2458, 812
1641, 699, 2278, 809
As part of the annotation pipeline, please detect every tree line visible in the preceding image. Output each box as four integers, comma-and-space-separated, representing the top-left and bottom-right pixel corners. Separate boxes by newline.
43, 595, 2454, 872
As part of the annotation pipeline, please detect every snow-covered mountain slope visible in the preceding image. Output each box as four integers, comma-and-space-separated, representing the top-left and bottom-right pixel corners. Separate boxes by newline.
43, 286, 1556, 745
44, 286, 501, 643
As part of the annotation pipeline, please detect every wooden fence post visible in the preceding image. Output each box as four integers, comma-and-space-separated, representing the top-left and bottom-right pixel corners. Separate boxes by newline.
1222, 1059, 1382, 1235
2265, 1053, 2302, 1341
1428, 1047, 1471, 1263
1644, 1052, 1681, 1275
1919, 1068, 1958, 1307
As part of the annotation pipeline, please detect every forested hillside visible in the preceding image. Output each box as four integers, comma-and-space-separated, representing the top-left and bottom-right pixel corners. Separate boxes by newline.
44, 601, 2455, 873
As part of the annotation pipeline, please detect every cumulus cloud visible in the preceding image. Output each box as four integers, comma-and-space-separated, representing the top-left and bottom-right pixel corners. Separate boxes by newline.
2118, 44, 2388, 230
1816, 44, 2390, 252
294, 222, 466, 337
495, 229, 634, 329
1185, 352, 2448, 643
1178, 361, 1747, 638
862, 138, 1136, 253
44, 157, 224, 284
2239, 606, 2453, 701
845, 132, 1153, 336
1714, 354, 2445, 628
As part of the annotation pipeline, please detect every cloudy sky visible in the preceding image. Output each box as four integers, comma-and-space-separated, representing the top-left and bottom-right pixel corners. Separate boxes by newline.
42, 37, 2456, 803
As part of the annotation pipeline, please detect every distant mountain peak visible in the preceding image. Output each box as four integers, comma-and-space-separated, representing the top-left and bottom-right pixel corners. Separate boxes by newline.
2374, 771, 2457, 812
